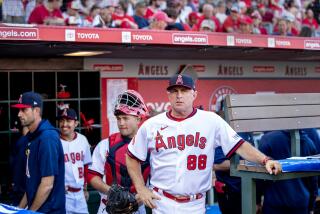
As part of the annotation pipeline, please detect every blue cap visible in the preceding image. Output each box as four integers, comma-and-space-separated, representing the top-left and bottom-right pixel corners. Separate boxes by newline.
57, 108, 78, 120
12, 91, 43, 109
167, 74, 195, 90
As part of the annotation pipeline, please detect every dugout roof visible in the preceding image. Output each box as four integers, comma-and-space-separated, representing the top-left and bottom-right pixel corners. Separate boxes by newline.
0, 24, 320, 61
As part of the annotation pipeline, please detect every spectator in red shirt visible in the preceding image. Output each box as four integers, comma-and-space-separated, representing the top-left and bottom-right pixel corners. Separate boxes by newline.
258, 3, 273, 24
223, 5, 240, 32
28, 0, 65, 25
251, 11, 268, 34
302, 9, 319, 30
183, 11, 199, 30
112, 0, 138, 29
195, 3, 221, 31
145, 0, 163, 19
63, 1, 83, 26
238, 16, 252, 34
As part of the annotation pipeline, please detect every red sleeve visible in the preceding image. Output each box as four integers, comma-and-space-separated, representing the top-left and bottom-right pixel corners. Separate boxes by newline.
291, 27, 299, 36
84, 164, 89, 186
28, 7, 42, 24
53, 9, 63, 19
125, 15, 135, 22
223, 17, 232, 32
87, 169, 103, 184
260, 27, 268, 35
145, 8, 154, 19
212, 16, 222, 32
226, 139, 245, 159
183, 23, 191, 31
195, 16, 204, 30
302, 18, 310, 27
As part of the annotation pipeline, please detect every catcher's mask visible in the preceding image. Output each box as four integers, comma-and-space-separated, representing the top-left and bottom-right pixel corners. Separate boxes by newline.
114, 90, 149, 118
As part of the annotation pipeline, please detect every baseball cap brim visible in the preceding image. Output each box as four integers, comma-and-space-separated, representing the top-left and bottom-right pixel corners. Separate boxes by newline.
57, 115, 77, 120
11, 103, 32, 108
167, 84, 193, 91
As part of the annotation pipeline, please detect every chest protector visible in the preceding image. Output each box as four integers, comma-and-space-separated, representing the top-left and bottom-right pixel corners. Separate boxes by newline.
105, 133, 150, 192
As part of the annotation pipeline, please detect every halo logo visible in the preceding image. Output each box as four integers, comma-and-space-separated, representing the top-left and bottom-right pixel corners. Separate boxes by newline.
209, 86, 237, 112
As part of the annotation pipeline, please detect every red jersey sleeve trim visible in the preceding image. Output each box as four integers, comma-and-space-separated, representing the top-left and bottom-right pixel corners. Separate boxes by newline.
127, 149, 143, 163
87, 169, 103, 183
226, 139, 245, 159
84, 164, 89, 186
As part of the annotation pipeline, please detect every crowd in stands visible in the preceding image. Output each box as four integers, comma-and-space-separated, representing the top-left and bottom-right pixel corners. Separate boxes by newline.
1, 0, 320, 36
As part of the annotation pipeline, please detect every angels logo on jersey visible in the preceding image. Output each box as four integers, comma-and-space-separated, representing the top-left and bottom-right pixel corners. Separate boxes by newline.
209, 86, 237, 112
64, 151, 84, 163
155, 131, 207, 152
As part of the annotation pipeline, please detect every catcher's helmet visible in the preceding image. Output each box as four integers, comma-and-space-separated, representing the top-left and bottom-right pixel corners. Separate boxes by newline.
114, 90, 149, 118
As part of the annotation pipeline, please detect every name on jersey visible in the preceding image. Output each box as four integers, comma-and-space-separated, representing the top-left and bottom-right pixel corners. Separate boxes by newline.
64, 151, 84, 163
155, 131, 207, 152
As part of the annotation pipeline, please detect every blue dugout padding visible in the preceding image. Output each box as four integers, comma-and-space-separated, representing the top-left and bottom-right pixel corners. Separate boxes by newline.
279, 158, 320, 172
206, 204, 221, 214
0, 204, 41, 214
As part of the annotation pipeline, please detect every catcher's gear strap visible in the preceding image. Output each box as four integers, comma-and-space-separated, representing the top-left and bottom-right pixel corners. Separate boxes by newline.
107, 133, 151, 191
108, 134, 127, 184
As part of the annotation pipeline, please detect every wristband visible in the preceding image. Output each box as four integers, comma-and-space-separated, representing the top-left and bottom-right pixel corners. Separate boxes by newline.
262, 156, 271, 166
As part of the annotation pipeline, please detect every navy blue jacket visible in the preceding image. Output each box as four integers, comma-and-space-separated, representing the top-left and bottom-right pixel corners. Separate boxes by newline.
214, 133, 254, 192
133, 15, 149, 29
10, 134, 28, 205
303, 129, 320, 154
259, 130, 318, 210
25, 120, 65, 213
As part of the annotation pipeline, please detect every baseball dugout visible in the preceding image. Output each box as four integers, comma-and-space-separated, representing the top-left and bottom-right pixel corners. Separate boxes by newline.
224, 93, 320, 214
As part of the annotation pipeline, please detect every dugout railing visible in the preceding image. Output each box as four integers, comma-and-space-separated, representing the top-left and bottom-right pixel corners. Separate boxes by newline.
224, 93, 320, 214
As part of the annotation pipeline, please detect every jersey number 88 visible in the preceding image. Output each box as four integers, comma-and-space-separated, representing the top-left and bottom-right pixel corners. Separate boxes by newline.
187, 154, 207, 170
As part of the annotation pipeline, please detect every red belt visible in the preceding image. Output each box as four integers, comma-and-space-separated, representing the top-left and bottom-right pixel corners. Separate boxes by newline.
66, 186, 82, 192
153, 187, 203, 203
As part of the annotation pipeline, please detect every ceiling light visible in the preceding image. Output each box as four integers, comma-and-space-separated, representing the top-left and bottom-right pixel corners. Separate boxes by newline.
64, 51, 111, 57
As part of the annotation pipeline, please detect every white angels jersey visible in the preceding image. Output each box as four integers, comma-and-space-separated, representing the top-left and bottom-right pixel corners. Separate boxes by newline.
61, 132, 92, 188
128, 108, 243, 196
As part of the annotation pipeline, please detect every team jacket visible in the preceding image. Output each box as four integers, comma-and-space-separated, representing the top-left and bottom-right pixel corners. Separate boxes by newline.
25, 120, 65, 214
88, 133, 150, 192
258, 130, 318, 211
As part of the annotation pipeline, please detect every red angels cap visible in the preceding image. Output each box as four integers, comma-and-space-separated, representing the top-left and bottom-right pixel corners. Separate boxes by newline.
11, 92, 43, 109
67, 1, 81, 10
239, 16, 253, 25
189, 12, 199, 20
167, 74, 196, 90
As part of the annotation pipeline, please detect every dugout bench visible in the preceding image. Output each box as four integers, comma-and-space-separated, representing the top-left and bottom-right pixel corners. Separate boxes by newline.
224, 93, 320, 214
